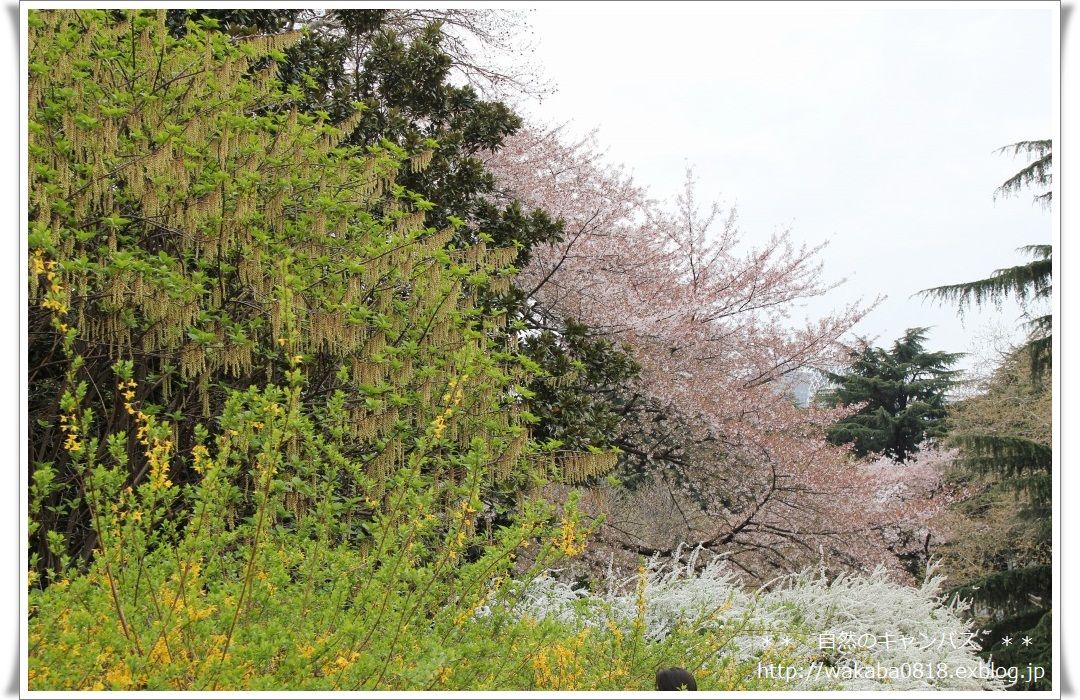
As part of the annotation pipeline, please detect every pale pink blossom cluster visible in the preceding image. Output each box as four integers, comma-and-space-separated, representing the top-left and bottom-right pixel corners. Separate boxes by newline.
485, 125, 955, 578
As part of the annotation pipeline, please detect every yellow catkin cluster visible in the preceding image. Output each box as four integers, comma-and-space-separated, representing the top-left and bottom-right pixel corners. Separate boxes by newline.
492, 434, 525, 483
409, 149, 434, 173
558, 452, 619, 484
351, 357, 385, 386
366, 438, 405, 490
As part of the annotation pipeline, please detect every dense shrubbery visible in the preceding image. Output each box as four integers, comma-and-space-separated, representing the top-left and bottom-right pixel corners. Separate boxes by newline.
512, 551, 1002, 691
28, 375, 593, 690
24, 8, 1027, 692
25, 9, 600, 689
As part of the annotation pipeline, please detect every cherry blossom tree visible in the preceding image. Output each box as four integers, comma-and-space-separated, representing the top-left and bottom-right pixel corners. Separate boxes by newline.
484, 125, 952, 581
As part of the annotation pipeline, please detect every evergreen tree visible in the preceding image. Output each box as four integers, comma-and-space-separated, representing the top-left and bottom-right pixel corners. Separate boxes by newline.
921, 141, 1052, 379
944, 352, 1051, 689
993, 140, 1052, 207
921, 244, 1050, 381
922, 141, 1053, 690
165, 9, 563, 255
821, 328, 961, 462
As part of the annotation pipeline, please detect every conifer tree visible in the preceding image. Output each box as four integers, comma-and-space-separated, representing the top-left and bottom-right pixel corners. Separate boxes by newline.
921, 141, 1052, 379
943, 350, 1051, 689
820, 328, 961, 462
993, 140, 1052, 207
921, 141, 1053, 689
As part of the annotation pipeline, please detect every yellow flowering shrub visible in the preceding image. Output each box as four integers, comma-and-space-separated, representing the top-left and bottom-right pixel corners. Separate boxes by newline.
26, 9, 790, 691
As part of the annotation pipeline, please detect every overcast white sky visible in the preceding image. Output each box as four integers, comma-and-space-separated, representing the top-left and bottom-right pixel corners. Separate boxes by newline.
514, 1, 1057, 377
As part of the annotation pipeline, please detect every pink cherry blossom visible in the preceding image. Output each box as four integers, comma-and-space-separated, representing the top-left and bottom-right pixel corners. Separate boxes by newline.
486, 125, 955, 580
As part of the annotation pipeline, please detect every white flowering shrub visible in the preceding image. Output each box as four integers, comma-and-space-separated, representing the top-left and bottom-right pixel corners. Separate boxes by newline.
506, 548, 1005, 691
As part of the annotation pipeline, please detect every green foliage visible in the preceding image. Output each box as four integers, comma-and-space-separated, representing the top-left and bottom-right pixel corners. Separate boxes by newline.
521, 318, 640, 456
950, 563, 1051, 690
29, 497, 786, 690
24, 9, 1033, 691
164, 9, 302, 38
193, 9, 623, 469
234, 10, 629, 480
980, 609, 1051, 689
945, 422, 1050, 689
821, 328, 960, 462
174, 11, 564, 258
24, 10, 650, 691
28, 366, 788, 691
921, 244, 1051, 381
946, 349, 1051, 516
993, 140, 1052, 207
950, 435, 1050, 498
921, 141, 1053, 687
26, 6, 588, 585
921, 140, 1052, 380
28, 371, 599, 690
339, 20, 568, 306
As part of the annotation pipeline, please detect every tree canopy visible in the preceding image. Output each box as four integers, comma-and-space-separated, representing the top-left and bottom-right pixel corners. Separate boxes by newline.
820, 328, 961, 462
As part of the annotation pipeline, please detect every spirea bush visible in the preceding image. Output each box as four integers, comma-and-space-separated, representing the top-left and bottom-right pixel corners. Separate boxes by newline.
508, 548, 1005, 691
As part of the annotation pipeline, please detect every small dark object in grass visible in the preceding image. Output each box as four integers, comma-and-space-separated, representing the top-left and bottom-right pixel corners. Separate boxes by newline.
656, 667, 697, 691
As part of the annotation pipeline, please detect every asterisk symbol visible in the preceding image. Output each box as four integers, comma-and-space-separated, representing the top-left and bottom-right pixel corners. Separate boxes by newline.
1021, 636, 1033, 647
760, 635, 772, 648
780, 636, 793, 646
1001, 636, 1013, 647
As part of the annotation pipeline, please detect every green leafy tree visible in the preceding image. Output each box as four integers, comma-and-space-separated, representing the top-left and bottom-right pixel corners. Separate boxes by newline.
25, 9, 616, 690
520, 319, 640, 453
181, 10, 636, 480
163, 10, 564, 255
27, 8, 602, 578
820, 328, 961, 462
